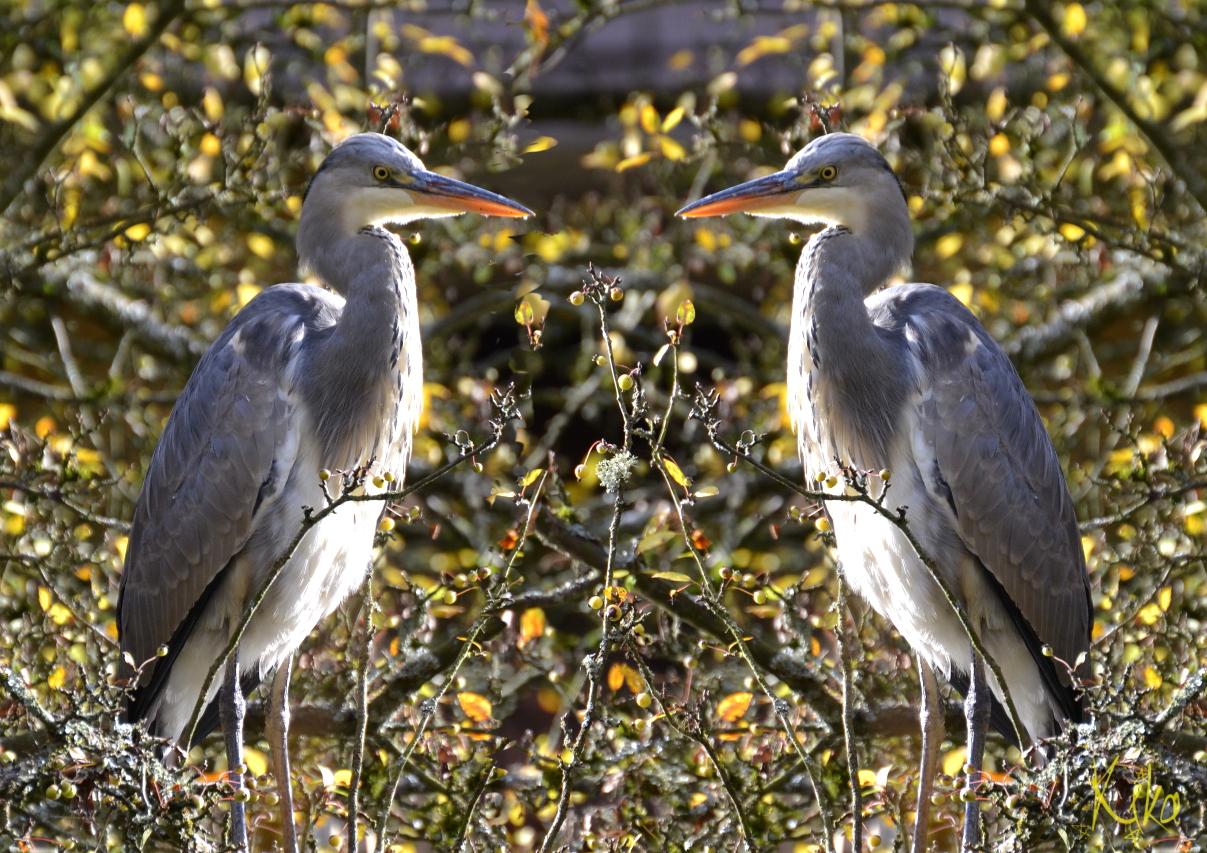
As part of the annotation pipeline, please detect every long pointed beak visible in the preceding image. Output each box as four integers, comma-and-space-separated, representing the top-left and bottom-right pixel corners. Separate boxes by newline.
676, 171, 802, 218
409, 171, 533, 218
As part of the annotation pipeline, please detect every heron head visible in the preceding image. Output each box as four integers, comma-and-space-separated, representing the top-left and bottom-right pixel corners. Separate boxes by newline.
302, 132, 533, 229
676, 133, 907, 235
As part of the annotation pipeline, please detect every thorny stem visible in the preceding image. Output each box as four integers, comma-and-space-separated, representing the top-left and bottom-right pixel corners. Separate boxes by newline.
182, 406, 512, 751
705, 419, 1028, 749
836, 578, 863, 853
348, 568, 375, 853
624, 639, 758, 853
375, 467, 546, 851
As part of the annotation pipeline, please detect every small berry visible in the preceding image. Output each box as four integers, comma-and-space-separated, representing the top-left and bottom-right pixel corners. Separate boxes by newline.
372, 475, 385, 489
815, 517, 832, 532
605, 605, 621, 622
609, 287, 623, 301
264, 793, 280, 806
574, 463, 586, 479
824, 476, 838, 489
1041, 645, 1054, 657
868, 835, 882, 849
635, 692, 652, 708
318, 469, 331, 481
472, 461, 483, 473
157, 644, 169, 657
594, 355, 607, 366
379, 517, 395, 532
752, 590, 767, 605
384, 471, 396, 482
60, 782, 76, 798
718, 567, 732, 580
879, 469, 891, 481
589, 596, 604, 610
727, 461, 737, 473
931, 793, 945, 806
569, 291, 585, 306
46, 784, 62, 800
443, 589, 458, 605
454, 574, 468, 588
618, 374, 634, 391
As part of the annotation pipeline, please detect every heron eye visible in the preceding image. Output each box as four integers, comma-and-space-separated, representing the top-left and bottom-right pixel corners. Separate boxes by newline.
373, 165, 391, 181
819, 165, 838, 181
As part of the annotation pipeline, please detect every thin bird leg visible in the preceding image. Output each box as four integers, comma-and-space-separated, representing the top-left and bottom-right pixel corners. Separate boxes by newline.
912, 660, 943, 853
268, 655, 299, 853
962, 649, 992, 851
220, 646, 248, 852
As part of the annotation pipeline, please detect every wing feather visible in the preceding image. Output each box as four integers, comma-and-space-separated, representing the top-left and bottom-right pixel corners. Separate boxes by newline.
894, 286, 1091, 682
117, 285, 339, 716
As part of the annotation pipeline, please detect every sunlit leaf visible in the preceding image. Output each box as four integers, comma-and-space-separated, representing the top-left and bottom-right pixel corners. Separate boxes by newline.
515, 301, 534, 325
458, 692, 493, 722
676, 300, 696, 326
1143, 666, 1162, 689
519, 608, 546, 646
123, 3, 147, 37
243, 747, 267, 777
716, 692, 753, 722
523, 136, 558, 153
657, 135, 685, 161
615, 152, 652, 172
661, 107, 684, 132
652, 571, 694, 584
47, 666, 66, 690
607, 662, 624, 691
693, 486, 718, 497
664, 458, 690, 487
519, 468, 543, 487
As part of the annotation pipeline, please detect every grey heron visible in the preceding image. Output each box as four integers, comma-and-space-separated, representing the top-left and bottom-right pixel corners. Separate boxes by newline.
678, 133, 1091, 851
116, 132, 532, 851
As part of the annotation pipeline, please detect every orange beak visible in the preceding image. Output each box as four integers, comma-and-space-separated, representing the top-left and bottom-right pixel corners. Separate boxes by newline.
409, 171, 533, 218
676, 171, 801, 218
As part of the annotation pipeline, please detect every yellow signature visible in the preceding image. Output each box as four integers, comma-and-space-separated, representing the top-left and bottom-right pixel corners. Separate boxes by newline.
1089, 756, 1179, 838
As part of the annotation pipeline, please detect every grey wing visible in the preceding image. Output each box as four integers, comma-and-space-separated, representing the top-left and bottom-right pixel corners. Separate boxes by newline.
116, 287, 329, 705
901, 287, 1091, 678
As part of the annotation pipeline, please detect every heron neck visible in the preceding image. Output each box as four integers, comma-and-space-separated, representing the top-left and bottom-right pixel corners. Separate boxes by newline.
300, 227, 423, 469
789, 226, 910, 466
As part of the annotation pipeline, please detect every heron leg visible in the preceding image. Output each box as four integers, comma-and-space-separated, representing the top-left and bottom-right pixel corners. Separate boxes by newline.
220, 647, 248, 852
912, 659, 943, 853
962, 649, 991, 851
268, 655, 300, 853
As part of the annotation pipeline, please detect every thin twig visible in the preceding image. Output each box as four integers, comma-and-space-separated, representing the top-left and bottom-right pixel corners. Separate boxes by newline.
347, 567, 375, 853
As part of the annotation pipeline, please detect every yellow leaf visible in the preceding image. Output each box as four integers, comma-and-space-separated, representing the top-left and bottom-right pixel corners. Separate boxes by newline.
417, 35, 474, 67
857, 768, 879, 788
519, 468, 543, 488
688, 792, 708, 807
623, 665, 644, 694
38, 586, 51, 611
243, 746, 267, 777
332, 768, 352, 787
736, 36, 792, 67
246, 233, 274, 259
676, 300, 696, 326
48, 604, 72, 626
716, 692, 753, 722
948, 283, 973, 307
458, 692, 493, 723
1143, 666, 1162, 689
1062, 3, 1087, 37
1059, 222, 1085, 241
0, 403, 15, 429
236, 284, 261, 309
942, 746, 967, 777
615, 152, 652, 172
657, 135, 686, 161
47, 666, 66, 690
662, 107, 684, 132
988, 133, 1010, 157
515, 300, 534, 325
935, 232, 964, 259
639, 104, 659, 134
607, 662, 625, 691
123, 3, 147, 37
693, 486, 718, 498
664, 458, 690, 488
523, 136, 558, 154
519, 608, 546, 646
652, 571, 694, 584
1138, 603, 1163, 625
125, 222, 151, 241
1158, 586, 1172, 611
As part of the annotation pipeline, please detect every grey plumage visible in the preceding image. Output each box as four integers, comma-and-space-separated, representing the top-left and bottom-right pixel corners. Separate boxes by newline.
679, 132, 1090, 852
116, 132, 531, 851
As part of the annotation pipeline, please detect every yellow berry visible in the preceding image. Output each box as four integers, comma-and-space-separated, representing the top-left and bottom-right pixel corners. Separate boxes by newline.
635, 692, 652, 708
318, 469, 331, 481
589, 596, 604, 609
373, 476, 385, 488
569, 291, 585, 305
815, 517, 832, 532
379, 517, 395, 532
618, 374, 634, 391
609, 287, 623, 301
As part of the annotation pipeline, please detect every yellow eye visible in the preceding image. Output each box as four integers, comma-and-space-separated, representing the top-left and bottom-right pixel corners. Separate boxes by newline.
373, 165, 391, 181
819, 165, 837, 181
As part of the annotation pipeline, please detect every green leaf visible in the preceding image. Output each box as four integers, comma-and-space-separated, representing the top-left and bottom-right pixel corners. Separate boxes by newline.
652, 571, 694, 584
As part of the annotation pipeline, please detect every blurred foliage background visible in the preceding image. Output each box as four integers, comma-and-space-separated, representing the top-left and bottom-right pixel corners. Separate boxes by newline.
3, 0, 1207, 851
